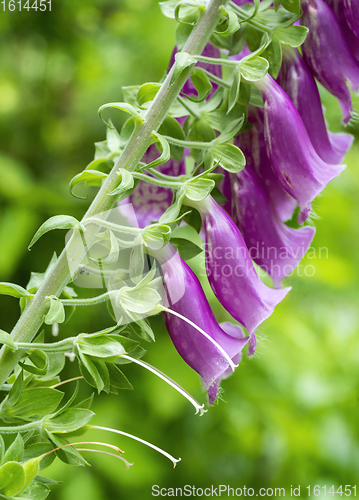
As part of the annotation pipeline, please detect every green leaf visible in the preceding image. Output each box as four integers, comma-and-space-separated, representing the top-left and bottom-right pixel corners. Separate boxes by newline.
215, 9, 240, 37
110, 168, 134, 198
22, 456, 41, 490
46, 433, 88, 467
176, 19, 195, 51
211, 186, 229, 205
129, 238, 145, 285
185, 177, 215, 201
118, 287, 162, 314
27, 350, 49, 375
0, 435, 5, 466
2, 388, 63, 420
158, 116, 186, 161
280, 0, 300, 15
212, 143, 246, 173
228, 67, 241, 113
0, 282, 32, 299
145, 132, 171, 169
69, 170, 108, 199
77, 335, 126, 359
274, 25, 308, 47
249, 86, 264, 107
45, 409, 94, 434
182, 207, 202, 233
261, 37, 283, 79
4, 434, 24, 464
0, 461, 26, 497
6, 371, 23, 407
239, 57, 269, 81
28, 215, 84, 250
22, 480, 50, 500
159, 0, 178, 18
215, 117, 245, 144
170, 51, 196, 85
127, 318, 155, 342
44, 296, 65, 325
108, 364, 133, 391
182, 67, 212, 103
0, 329, 16, 350
159, 190, 186, 224
170, 237, 203, 261
142, 224, 171, 251
187, 118, 215, 163
238, 81, 251, 105
78, 352, 104, 393
98, 102, 143, 128
137, 83, 161, 108
106, 119, 122, 152
90, 230, 120, 266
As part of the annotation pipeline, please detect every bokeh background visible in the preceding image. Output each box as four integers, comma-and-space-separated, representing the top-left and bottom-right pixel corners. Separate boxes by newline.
0, 0, 359, 498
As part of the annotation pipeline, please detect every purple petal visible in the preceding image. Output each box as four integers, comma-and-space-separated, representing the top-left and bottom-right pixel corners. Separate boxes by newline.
157, 246, 248, 403
278, 48, 353, 164
301, 0, 359, 123
257, 75, 345, 211
229, 167, 316, 288
344, 0, 359, 38
235, 108, 297, 222
199, 196, 291, 333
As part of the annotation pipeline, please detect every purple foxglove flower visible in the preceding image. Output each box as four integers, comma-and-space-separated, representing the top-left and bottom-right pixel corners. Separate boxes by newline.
255, 75, 345, 216
169, 42, 222, 101
234, 108, 297, 222
121, 144, 185, 228
156, 245, 248, 404
190, 196, 291, 333
278, 48, 353, 164
344, 0, 359, 38
228, 167, 316, 288
301, 0, 359, 123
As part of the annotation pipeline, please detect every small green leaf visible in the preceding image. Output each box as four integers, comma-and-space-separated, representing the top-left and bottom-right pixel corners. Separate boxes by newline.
215, 9, 240, 37
28, 216, 84, 250
170, 237, 203, 261
129, 238, 145, 285
46, 433, 89, 467
0, 329, 16, 350
261, 37, 282, 79
212, 143, 246, 173
137, 82, 162, 108
146, 132, 171, 169
4, 434, 24, 463
0, 461, 26, 497
118, 286, 162, 314
108, 364, 133, 391
182, 207, 202, 233
280, 0, 300, 15
6, 371, 23, 407
0, 282, 32, 299
127, 318, 155, 342
274, 25, 308, 47
175, 19, 195, 51
22, 480, 50, 500
78, 352, 104, 393
44, 296, 65, 325
185, 178, 215, 201
228, 66, 241, 113
159, 190, 186, 224
110, 168, 134, 198
142, 224, 172, 251
77, 335, 126, 359
27, 350, 49, 375
239, 57, 269, 81
158, 116, 186, 161
106, 119, 122, 152
170, 51, 196, 85
22, 456, 41, 490
2, 388, 63, 420
45, 408, 94, 434
98, 102, 143, 128
182, 67, 212, 103
70, 170, 108, 199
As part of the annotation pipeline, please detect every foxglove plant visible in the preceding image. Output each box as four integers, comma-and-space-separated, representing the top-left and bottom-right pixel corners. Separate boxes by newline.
0, 0, 355, 497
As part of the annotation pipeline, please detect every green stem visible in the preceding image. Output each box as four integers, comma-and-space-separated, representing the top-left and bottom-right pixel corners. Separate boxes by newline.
0, 0, 227, 387
61, 291, 117, 307
162, 135, 213, 149
194, 55, 238, 67
144, 167, 185, 182
177, 96, 201, 120
229, 2, 271, 33
201, 68, 231, 89
83, 218, 141, 234
132, 172, 183, 188
0, 421, 41, 434
17, 338, 74, 351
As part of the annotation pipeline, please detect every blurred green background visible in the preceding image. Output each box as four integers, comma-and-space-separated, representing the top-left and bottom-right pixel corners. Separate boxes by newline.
0, 0, 359, 498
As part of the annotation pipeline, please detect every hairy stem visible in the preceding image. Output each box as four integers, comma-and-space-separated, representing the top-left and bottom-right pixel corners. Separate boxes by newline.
0, 0, 226, 387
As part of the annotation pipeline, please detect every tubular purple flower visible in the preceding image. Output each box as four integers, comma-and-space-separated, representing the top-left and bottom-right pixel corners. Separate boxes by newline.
327, 0, 359, 63
255, 74, 345, 216
156, 245, 248, 404
121, 144, 185, 228
278, 48, 353, 164
301, 0, 359, 123
234, 108, 297, 222
187, 196, 291, 333
228, 167, 316, 288
344, 0, 359, 38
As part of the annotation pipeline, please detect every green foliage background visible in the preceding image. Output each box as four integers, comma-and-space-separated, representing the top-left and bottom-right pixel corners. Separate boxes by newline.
0, 0, 358, 498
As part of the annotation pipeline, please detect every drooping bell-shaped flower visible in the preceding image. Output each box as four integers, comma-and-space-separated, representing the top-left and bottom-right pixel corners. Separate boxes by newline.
255, 75, 345, 215
301, 0, 359, 123
121, 144, 186, 228
234, 107, 297, 222
155, 245, 248, 404
344, 0, 359, 38
278, 47, 353, 164
228, 167, 316, 288
324, 0, 359, 63
188, 196, 290, 333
